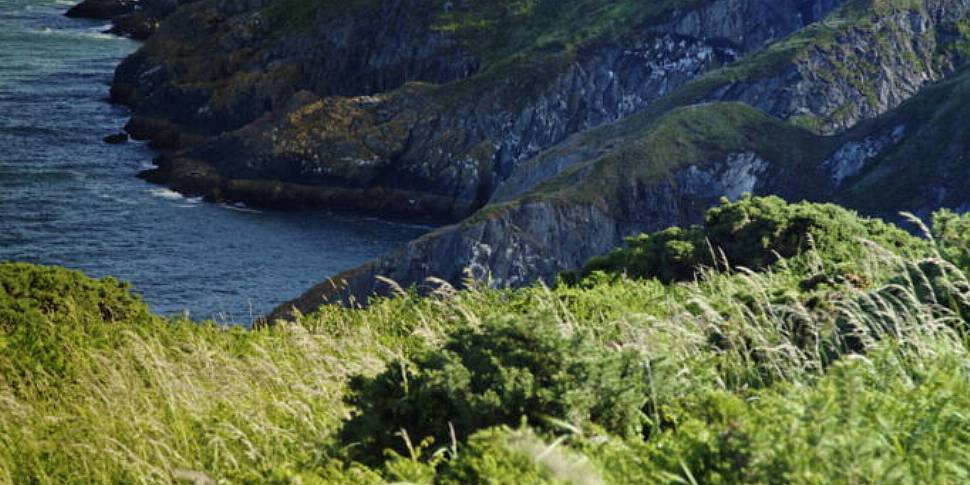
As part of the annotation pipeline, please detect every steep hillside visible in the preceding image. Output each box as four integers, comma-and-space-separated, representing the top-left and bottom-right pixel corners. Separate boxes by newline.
269, 0, 970, 317
117, 0, 845, 217
96, 0, 970, 315
4, 199, 970, 483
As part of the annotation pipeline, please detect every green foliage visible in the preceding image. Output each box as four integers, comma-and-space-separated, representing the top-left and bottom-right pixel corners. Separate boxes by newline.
261, 0, 379, 33
608, 346, 970, 484
340, 315, 649, 462
0, 262, 155, 384
1, 199, 968, 483
933, 209, 970, 272
0, 262, 150, 330
888, 257, 970, 326
437, 426, 585, 484
583, 195, 926, 283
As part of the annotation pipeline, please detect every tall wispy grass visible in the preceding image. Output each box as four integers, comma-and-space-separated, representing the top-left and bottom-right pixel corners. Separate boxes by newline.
0, 210, 968, 483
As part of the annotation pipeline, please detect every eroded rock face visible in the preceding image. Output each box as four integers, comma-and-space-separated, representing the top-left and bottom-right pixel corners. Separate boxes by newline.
824, 125, 905, 184
124, 0, 845, 220
66, 0, 135, 20
269, 148, 806, 319
66, 0, 189, 38
663, 0, 843, 50
713, 2, 970, 134
113, 0, 479, 140
678, 152, 769, 201
95, 0, 970, 318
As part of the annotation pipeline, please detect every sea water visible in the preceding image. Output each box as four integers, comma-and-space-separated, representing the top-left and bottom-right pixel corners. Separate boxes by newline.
0, 0, 428, 322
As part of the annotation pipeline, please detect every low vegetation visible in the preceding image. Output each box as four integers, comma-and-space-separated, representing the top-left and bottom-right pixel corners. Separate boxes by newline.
1, 197, 969, 483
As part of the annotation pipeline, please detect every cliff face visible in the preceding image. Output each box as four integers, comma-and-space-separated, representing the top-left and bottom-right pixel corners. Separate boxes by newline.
270, 101, 837, 316
67, 0, 192, 39
114, 0, 479, 141
712, 1, 970, 134
117, 0, 847, 218
99, 0, 970, 318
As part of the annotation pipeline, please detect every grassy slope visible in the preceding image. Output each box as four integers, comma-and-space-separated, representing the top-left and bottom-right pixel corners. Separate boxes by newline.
478, 0, 970, 214
838, 65, 970, 212
471, 101, 837, 223
2, 198, 969, 484
530, 102, 836, 203
264, 0, 703, 59
259, 0, 724, 119
478, 30, 970, 225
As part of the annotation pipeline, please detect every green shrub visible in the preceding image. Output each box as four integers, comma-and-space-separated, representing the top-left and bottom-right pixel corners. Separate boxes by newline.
933, 209, 970, 272
437, 426, 593, 485
583, 195, 925, 283
340, 315, 649, 463
608, 345, 970, 484
0, 262, 156, 385
887, 257, 970, 325
0, 262, 150, 331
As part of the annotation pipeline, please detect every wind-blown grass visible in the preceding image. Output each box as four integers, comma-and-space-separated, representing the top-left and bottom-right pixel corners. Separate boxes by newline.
1, 198, 968, 483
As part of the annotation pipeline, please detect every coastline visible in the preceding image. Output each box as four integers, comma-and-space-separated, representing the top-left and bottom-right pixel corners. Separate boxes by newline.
68, 0, 970, 322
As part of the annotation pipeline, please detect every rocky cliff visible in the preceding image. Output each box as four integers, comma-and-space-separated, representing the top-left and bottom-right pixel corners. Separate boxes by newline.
87, 0, 970, 318
115, 0, 849, 217
67, 0, 191, 39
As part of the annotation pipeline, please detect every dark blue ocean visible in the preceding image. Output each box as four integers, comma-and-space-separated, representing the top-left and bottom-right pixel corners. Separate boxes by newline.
0, 0, 428, 322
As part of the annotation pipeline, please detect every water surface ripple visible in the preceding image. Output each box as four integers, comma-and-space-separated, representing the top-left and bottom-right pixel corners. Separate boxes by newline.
0, 0, 428, 322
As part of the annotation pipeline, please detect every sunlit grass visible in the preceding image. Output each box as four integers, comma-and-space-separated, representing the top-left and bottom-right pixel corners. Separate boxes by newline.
1, 200, 968, 483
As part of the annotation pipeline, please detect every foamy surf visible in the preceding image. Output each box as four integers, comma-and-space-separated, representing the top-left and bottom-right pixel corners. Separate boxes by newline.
219, 202, 261, 214
148, 187, 199, 203
35, 26, 117, 41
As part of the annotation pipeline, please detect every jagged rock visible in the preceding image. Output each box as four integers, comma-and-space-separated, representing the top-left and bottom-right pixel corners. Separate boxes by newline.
92, 0, 970, 317
103, 132, 129, 144
66, 0, 187, 39
117, 0, 844, 220
65, 0, 135, 20
109, 11, 160, 39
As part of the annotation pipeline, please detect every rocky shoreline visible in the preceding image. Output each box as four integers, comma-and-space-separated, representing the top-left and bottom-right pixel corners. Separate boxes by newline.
66, 0, 185, 39
69, 0, 970, 320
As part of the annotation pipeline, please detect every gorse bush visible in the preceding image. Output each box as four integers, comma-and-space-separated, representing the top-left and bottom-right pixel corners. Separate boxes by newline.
341, 315, 649, 462
436, 425, 600, 485
932, 208, 970, 271
0, 262, 156, 386
0, 262, 151, 331
1, 197, 968, 483
583, 195, 926, 283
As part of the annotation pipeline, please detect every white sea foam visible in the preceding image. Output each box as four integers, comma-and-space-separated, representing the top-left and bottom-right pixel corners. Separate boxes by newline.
219, 202, 261, 214
148, 187, 191, 202
362, 215, 432, 230
97, 193, 136, 205
34, 27, 117, 41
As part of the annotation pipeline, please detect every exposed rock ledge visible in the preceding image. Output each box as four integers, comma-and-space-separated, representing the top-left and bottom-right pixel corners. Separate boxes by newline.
66, 0, 187, 39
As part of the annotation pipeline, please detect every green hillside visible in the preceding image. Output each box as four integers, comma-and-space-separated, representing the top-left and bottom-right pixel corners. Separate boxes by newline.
3, 197, 969, 484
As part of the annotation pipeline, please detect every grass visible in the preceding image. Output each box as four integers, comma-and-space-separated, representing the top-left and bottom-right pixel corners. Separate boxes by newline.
837, 65, 970, 213
516, 102, 837, 209
429, 0, 706, 63
1, 198, 968, 483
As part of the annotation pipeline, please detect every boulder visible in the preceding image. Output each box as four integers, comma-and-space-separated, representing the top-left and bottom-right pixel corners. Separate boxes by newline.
103, 132, 129, 144
65, 0, 135, 20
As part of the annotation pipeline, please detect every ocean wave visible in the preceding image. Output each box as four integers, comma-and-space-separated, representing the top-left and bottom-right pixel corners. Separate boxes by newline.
0, 124, 65, 137
97, 193, 136, 205
148, 187, 198, 203
219, 202, 262, 214
32, 26, 117, 41
361, 215, 434, 230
